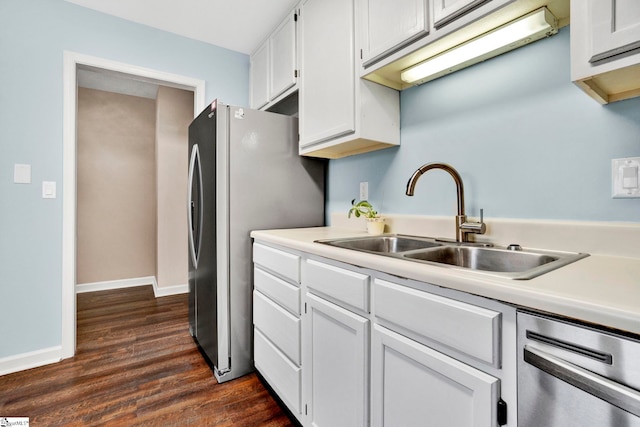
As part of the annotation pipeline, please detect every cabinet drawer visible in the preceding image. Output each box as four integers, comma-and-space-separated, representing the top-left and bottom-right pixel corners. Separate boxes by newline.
374, 279, 501, 367
254, 267, 300, 315
253, 290, 301, 365
254, 328, 302, 414
303, 259, 370, 312
253, 243, 300, 283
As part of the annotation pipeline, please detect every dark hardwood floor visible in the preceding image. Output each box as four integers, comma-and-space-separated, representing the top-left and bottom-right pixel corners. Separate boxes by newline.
0, 286, 295, 426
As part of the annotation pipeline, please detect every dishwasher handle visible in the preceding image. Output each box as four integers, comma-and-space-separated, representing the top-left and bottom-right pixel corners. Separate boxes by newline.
524, 345, 640, 418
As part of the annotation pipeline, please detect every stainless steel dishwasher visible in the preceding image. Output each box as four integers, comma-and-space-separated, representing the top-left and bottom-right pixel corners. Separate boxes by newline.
518, 310, 640, 426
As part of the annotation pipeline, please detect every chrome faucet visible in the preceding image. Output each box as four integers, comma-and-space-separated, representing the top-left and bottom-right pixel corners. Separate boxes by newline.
406, 162, 486, 243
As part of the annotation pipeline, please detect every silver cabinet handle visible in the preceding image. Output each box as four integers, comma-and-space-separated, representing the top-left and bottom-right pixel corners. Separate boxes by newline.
524, 345, 640, 417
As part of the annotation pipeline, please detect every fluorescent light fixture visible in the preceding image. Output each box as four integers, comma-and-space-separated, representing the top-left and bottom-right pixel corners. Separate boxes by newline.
401, 8, 558, 85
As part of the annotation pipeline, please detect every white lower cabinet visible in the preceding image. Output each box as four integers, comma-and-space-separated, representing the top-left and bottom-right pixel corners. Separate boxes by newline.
254, 328, 302, 414
303, 292, 369, 426
252, 243, 304, 423
371, 324, 499, 427
252, 241, 515, 426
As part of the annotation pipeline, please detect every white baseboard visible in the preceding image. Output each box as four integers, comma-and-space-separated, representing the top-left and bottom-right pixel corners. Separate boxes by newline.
76, 276, 157, 293
153, 282, 189, 297
0, 346, 62, 377
76, 276, 189, 297
3, 278, 189, 377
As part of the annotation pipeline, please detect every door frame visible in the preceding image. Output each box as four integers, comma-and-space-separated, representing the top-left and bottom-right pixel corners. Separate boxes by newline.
62, 51, 206, 358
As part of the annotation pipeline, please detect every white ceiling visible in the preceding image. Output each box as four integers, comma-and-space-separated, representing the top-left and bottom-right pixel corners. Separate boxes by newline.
65, 0, 299, 54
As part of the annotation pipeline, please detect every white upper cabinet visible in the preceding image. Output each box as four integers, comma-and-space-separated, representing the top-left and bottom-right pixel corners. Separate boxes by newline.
299, 0, 400, 159
571, 0, 640, 103
250, 42, 270, 110
433, 0, 491, 27
361, 0, 429, 66
359, 0, 581, 90
249, 7, 299, 110
589, 0, 640, 63
299, 0, 356, 146
270, 12, 298, 100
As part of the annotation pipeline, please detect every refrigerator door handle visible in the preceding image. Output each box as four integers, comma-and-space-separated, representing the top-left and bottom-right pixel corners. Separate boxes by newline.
188, 144, 203, 268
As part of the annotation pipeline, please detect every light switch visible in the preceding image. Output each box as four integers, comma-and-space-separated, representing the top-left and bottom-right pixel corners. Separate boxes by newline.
612, 157, 640, 198
14, 164, 31, 184
360, 182, 368, 201
42, 181, 56, 199
622, 166, 638, 189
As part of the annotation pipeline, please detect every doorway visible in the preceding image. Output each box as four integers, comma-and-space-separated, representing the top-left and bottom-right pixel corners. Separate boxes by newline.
62, 51, 205, 359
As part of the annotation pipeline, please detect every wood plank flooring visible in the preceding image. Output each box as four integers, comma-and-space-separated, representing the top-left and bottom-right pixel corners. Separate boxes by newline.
0, 286, 296, 426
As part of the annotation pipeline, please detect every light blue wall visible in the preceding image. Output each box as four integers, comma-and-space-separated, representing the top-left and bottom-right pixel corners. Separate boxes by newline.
0, 0, 248, 358
327, 28, 640, 223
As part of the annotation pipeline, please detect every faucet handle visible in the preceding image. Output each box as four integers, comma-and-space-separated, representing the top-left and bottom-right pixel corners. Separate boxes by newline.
460, 208, 486, 235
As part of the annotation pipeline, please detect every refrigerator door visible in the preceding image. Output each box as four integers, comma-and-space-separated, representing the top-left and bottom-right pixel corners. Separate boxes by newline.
215, 104, 325, 382
188, 104, 220, 369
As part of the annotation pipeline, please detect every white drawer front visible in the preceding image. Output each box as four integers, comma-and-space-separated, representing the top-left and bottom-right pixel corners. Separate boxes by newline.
253, 290, 301, 365
303, 259, 370, 313
374, 279, 501, 367
254, 328, 302, 415
253, 243, 300, 283
254, 267, 300, 315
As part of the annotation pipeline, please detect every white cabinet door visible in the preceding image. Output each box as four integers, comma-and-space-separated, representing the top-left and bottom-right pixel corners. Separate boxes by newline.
250, 42, 270, 109
433, 0, 489, 27
270, 10, 298, 100
361, 0, 429, 66
299, 0, 356, 147
371, 324, 499, 427
589, 0, 640, 63
571, 0, 640, 103
303, 293, 369, 427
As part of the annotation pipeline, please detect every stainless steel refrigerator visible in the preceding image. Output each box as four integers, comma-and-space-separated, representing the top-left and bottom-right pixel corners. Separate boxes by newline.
188, 100, 325, 383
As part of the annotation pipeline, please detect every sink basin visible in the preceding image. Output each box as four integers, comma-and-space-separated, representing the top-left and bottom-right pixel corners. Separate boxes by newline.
317, 235, 441, 254
402, 246, 557, 273
315, 234, 589, 279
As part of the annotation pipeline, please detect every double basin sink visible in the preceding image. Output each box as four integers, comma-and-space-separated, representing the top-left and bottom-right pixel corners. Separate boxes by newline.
316, 235, 589, 280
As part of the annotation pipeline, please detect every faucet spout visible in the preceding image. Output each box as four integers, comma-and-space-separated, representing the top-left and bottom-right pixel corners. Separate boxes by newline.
406, 162, 465, 216
406, 162, 485, 243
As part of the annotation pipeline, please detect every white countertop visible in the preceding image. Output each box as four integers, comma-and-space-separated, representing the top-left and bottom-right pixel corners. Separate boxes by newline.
251, 226, 640, 335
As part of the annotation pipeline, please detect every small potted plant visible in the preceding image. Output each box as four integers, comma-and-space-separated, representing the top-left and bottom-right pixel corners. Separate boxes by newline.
348, 199, 385, 235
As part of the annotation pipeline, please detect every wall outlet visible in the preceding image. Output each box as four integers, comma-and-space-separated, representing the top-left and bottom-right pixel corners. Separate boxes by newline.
612, 157, 640, 198
360, 182, 368, 201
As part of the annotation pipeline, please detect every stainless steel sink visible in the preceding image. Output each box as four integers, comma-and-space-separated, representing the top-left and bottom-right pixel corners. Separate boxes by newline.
403, 246, 556, 272
315, 234, 589, 280
317, 235, 442, 254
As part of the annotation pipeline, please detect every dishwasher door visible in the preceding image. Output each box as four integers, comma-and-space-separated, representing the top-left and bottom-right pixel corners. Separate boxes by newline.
517, 311, 640, 427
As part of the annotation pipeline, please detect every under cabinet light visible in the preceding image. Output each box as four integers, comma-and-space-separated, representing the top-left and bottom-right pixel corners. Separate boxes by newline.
401, 8, 558, 85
